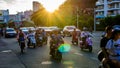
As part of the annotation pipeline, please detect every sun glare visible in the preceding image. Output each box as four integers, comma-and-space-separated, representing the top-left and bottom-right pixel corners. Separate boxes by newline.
45, 5, 56, 13
41, 0, 66, 13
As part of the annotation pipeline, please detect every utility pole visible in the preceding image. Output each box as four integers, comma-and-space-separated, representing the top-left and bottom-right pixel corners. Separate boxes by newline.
94, 8, 96, 32
76, 6, 79, 28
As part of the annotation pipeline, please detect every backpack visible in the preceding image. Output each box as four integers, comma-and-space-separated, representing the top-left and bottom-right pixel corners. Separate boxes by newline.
19, 32, 25, 41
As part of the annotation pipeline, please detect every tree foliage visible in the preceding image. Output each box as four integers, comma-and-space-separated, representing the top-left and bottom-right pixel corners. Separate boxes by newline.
100, 15, 120, 27
31, 0, 95, 29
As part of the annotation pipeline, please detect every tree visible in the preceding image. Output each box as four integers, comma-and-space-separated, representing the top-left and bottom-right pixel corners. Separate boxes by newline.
31, 0, 95, 28
22, 21, 35, 27
100, 15, 120, 28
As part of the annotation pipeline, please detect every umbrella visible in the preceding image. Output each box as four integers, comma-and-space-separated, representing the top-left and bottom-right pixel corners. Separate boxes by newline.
58, 43, 71, 53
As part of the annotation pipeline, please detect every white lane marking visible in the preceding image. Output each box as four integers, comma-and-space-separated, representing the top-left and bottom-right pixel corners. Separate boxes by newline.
74, 52, 83, 56
63, 61, 74, 65
41, 61, 52, 64
0, 50, 12, 53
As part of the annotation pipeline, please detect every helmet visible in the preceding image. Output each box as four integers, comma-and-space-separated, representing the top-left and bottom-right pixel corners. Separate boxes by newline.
111, 25, 120, 39
112, 25, 120, 32
29, 29, 32, 33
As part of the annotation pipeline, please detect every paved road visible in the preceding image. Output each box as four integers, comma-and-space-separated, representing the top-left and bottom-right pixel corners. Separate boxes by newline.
0, 32, 102, 68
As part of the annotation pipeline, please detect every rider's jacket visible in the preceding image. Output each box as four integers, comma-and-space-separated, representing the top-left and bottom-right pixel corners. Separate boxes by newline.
86, 37, 92, 46
72, 31, 78, 39
80, 31, 88, 38
17, 32, 26, 41
50, 34, 63, 47
106, 39, 120, 61
27, 33, 35, 38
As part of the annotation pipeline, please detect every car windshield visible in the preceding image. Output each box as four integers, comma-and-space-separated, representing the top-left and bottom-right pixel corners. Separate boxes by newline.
6, 29, 14, 32
66, 26, 75, 30
20, 28, 27, 30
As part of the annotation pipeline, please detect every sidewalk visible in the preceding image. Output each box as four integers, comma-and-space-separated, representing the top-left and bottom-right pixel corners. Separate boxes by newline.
0, 39, 25, 68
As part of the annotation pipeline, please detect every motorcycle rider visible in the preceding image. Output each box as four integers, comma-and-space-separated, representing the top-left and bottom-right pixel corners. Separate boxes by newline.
72, 28, 78, 44
98, 26, 113, 61
104, 28, 120, 68
49, 30, 64, 58
80, 28, 89, 47
41, 29, 47, 44
17, 29, 26, 53
35, 28, 41, 46
27, 29, 36, 48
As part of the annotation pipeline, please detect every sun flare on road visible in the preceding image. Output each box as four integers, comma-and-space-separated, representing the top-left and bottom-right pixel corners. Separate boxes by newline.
41, 0, 66, 13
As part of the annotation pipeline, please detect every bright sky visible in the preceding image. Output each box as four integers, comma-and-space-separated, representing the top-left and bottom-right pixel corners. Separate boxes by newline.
0, 0, 66, 14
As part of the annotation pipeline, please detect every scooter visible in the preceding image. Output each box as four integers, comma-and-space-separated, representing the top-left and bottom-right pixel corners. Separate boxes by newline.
50, 38, 63, 62
99, 58, 118, 68
79, 36, 92, 52
19, 37, 25, 53
37, 34, 43, 47
72, 36, 78, 45
27, 33, 36, 48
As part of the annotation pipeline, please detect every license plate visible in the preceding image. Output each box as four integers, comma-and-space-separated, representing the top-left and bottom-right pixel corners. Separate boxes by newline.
9, 34, 14, 36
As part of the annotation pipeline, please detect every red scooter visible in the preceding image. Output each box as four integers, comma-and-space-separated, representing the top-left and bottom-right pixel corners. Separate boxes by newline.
72, 36, 78, 45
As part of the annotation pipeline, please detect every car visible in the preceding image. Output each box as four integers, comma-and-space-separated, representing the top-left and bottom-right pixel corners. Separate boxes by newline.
4, 28, 17, 38
26, 27, 36, 31
49, 26, 59, 31
63, 26, 80, 36
20, 27, 29, 35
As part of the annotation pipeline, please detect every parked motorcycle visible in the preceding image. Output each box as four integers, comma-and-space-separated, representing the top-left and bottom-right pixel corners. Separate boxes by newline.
27, 33, 36, 48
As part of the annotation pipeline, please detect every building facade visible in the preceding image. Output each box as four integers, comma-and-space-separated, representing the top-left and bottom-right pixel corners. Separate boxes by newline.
33, 1, 43, 12
0, 9, 9, 24
95, 0, 120, 24
24, 10, 33, 21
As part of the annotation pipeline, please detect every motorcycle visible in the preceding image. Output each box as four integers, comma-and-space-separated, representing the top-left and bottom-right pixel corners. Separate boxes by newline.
27, 33, 36, 48
72, 36, 78, 45
43, 36, 48, 45
79, 36, 93, 52
19, 37, 25, 53
50, 38, 64, 62
99, 58, 119, 68
37, 34, 43, 47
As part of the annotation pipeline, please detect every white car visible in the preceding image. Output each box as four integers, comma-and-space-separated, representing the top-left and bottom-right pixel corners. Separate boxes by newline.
63, 26, 80, 36
4, 28, 17, 38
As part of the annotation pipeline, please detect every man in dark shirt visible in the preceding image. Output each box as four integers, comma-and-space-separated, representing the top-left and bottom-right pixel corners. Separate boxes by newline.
98, 26, 113, 61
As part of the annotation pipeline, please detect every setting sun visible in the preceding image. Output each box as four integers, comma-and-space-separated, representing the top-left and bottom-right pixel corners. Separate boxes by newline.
40, 0, 66, 12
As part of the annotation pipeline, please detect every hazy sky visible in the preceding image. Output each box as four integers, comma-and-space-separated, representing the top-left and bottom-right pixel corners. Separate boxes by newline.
0, 0, 66, 14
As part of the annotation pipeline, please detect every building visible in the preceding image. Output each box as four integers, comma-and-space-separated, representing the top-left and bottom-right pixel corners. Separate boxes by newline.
0, 9, 9, 24
23, 10, 33, 21
95, 0, 120, 24
33, 1, 43, 12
